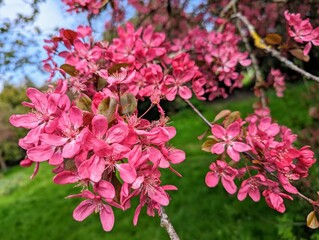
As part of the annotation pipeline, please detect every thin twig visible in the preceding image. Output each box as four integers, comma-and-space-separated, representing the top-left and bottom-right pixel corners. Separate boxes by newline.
296, 192, 315, 205
184, 99, 212, 128
266, 47, 319, 83
233, 12, 319, 83
235, 18, 268, 108
220, 0, 238, 18
159, 207, 180, 240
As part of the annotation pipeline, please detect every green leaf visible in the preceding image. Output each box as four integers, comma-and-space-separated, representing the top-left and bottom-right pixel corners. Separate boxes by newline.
75, 94, 92, 111
108, 63, 130, 74
115, 169, 123, 184
60, 64, 77, 76
98, 97, 117, 122
97, 77, 107, 91
120, 93, 137, 115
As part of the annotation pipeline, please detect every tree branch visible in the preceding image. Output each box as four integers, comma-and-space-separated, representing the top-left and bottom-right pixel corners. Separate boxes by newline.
219, 0, 238, 18
184, 99, 212, 128
235, 18, 268, 108
159, 207, 180, 240
233, 12, 319, 83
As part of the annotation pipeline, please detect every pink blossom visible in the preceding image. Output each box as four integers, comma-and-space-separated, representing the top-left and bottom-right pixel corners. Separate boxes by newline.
285, 10, 319, 55
211, 121, 251, 161
205, 160, 238, 194
262, 187, 293, 213
71, 187, 115, 231
163, 69, 194, 101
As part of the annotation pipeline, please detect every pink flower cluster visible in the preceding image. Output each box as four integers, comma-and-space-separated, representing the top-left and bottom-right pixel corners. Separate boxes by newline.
43, 19, 250, 104
285, 10, 319, 55
205, 109, 316, 213
267, 68, 286, 97
10, 76, 185, 230
171, 22, 251, 100
43, 23, 198, 103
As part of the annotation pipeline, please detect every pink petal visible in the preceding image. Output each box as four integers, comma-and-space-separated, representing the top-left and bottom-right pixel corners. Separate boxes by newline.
249, 188, 261, 202
69, 106, 83, 129
27, 144, 54, 162
226, 146, 240, 161
211, 142, 225, 154
40, 134, 68, 146
205, 172, 219, 187
303, 42, 312, 56
116, 163, 137, 184
62, 140, 80, 158
221, 175, 237, 194
99, 204, 115, 232
49, 150, 63, 165
168, 149, 185, 164
73, 199, 96, 221
178, 86, 192, 100
148, 187, 169, 206
10, 114, 42, 129
53, 171, 78, 184
92, 115, 108, 137
165, 87, 177, 101
78, 156, 106, 182
211, 125, 226, 139
226, 122, 240, 139
237, 184, 250, 201
95, 180, 115, 199
232, 142, 251, 152
133, 203, 143, 226
107, 123, 128, 144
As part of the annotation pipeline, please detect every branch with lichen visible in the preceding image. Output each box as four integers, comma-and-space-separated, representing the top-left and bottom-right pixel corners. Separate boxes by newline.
159, 207, 180, 240
232, 12, 319, 83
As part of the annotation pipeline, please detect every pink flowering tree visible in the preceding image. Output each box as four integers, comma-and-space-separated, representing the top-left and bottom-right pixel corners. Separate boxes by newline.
8, 0, 319, 239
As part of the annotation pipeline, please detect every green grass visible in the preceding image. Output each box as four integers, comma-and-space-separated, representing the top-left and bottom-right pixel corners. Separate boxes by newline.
0, 83, 318, 240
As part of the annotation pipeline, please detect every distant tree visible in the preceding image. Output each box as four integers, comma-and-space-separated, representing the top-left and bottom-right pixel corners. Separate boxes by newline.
0, 83, 29, 170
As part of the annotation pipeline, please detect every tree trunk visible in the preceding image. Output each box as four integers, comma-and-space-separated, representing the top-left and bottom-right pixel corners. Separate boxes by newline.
0, 151, 7, 171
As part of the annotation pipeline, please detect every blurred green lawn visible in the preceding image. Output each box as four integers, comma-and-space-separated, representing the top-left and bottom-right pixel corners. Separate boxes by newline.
1, 83, 319, 240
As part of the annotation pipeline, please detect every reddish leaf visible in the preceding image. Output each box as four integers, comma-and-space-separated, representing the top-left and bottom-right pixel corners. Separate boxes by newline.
202, 139, 217, 152
213, 110, 231, 123
307, 211, 319, 229
223, 111, 241, 128
62, 29, 77, 44
289, 48, 310, 62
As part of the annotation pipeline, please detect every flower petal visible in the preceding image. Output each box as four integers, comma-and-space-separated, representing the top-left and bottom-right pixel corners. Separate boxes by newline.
73, 199, 96, 222
99, 204, 115, 232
